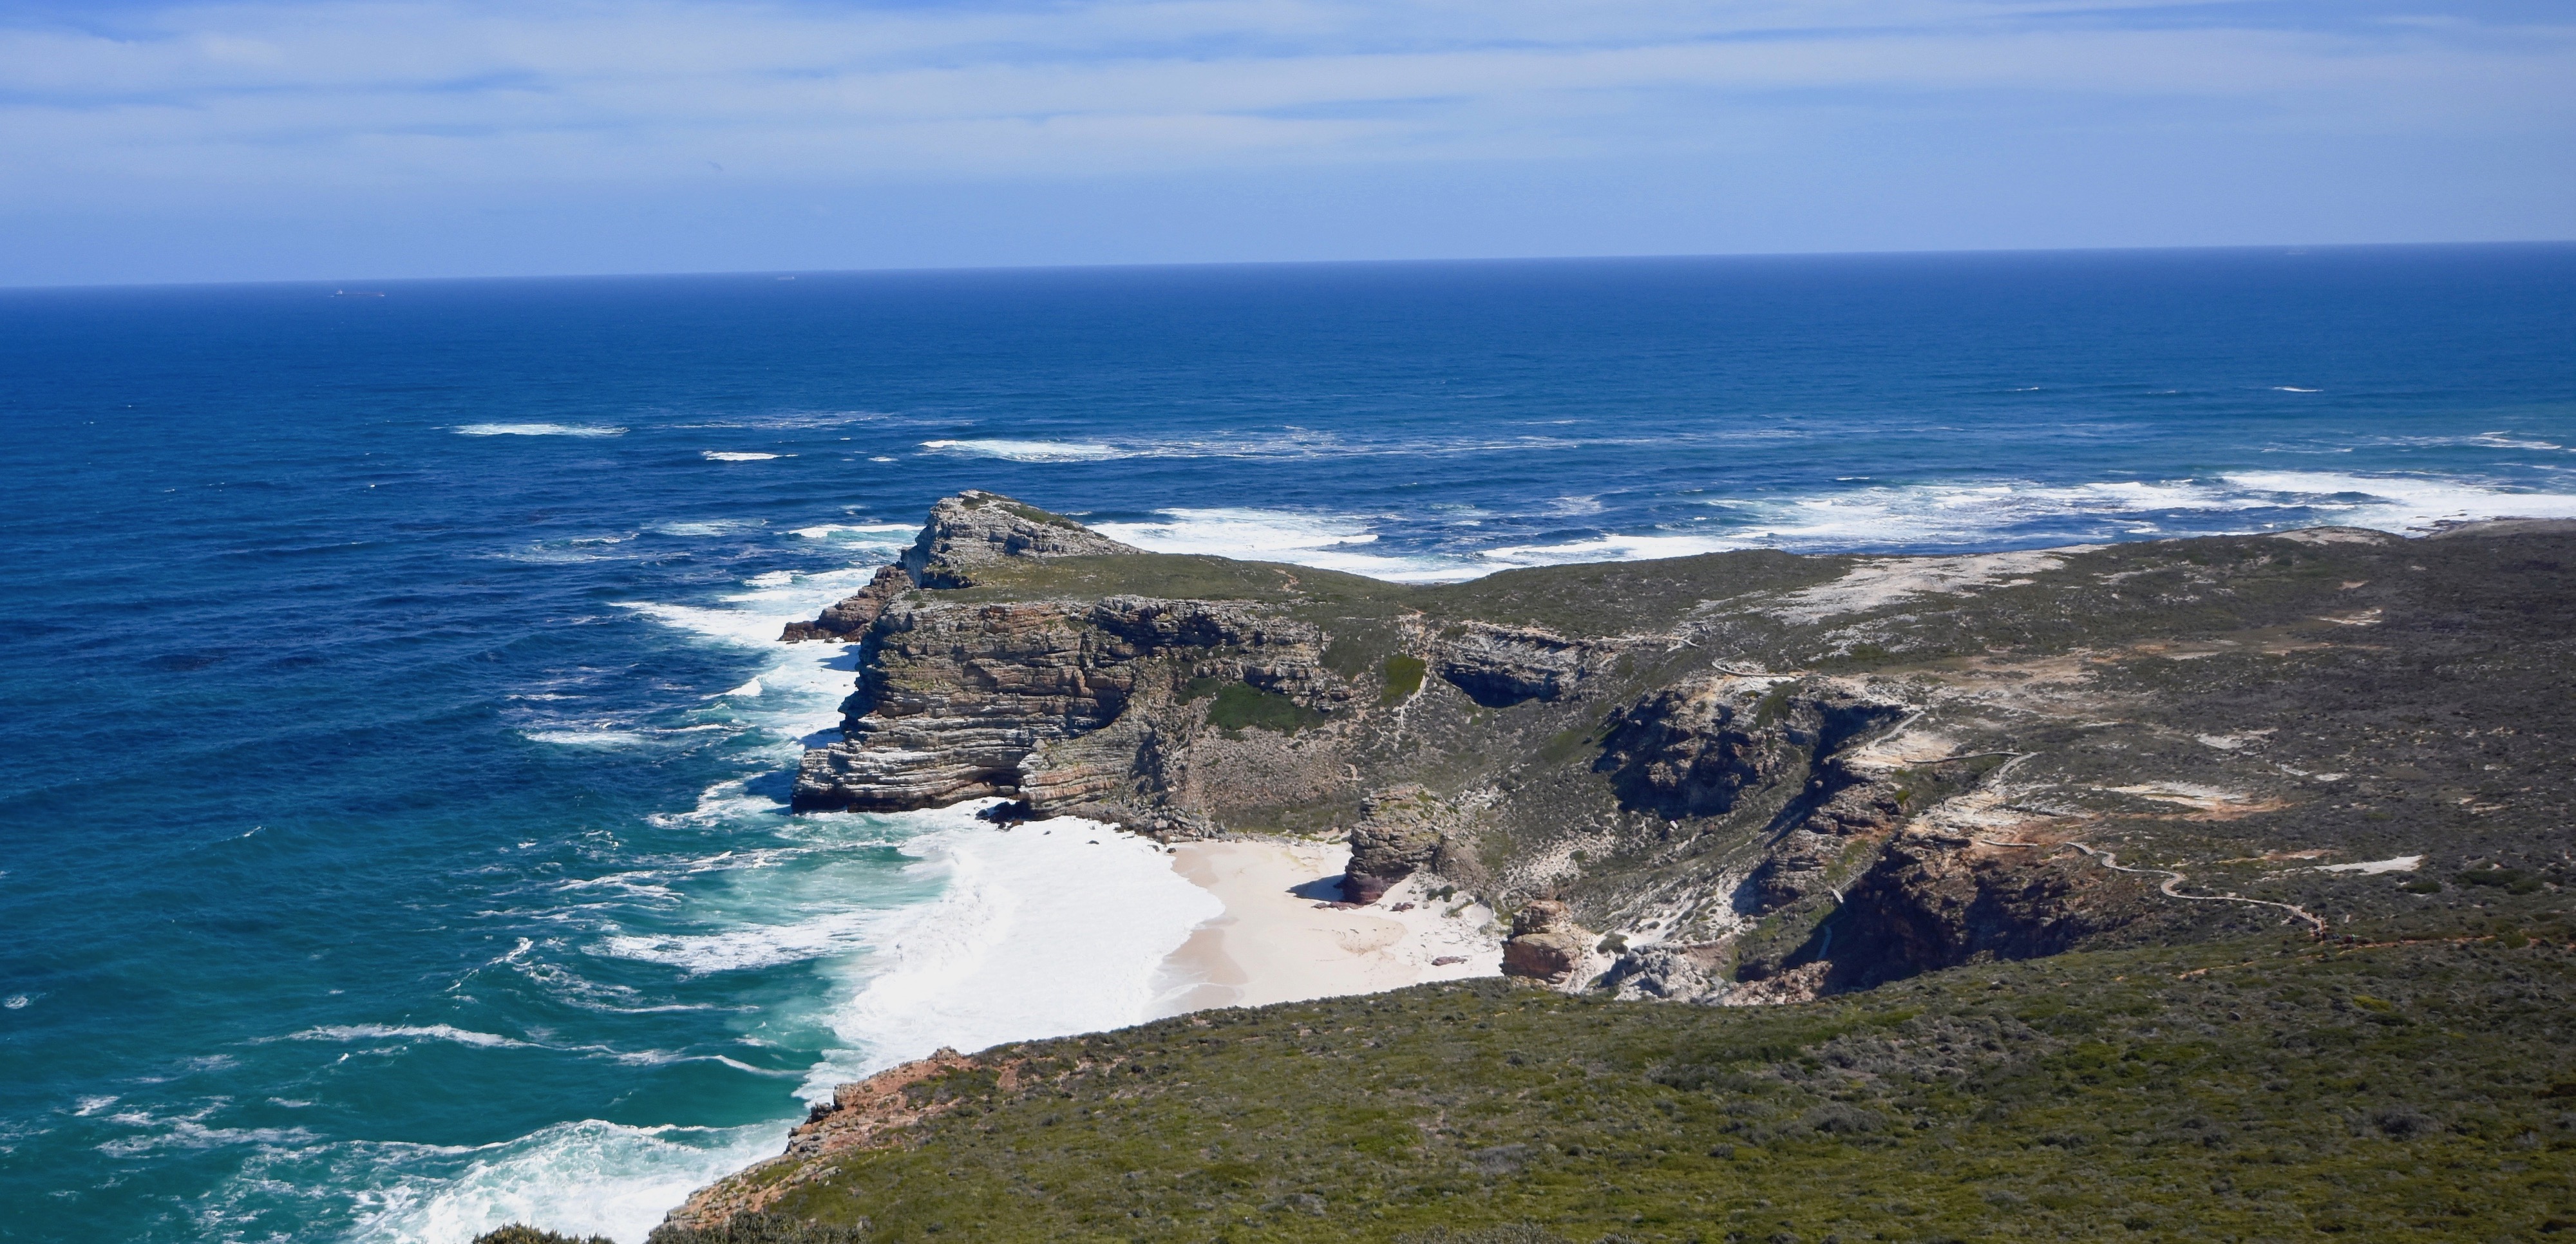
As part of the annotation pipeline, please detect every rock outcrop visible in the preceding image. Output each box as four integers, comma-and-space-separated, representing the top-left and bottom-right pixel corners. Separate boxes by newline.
663, 1048, 989, 1229
1499, 900, 1596, 987
898, 491, 1140, 588
1595, 675, 1906, 820
1342, 786, 1449, 902
1435, 623, 1602, 707
1599, 941, 1728, 1003
782, 564, 911, 643
780, 493, 2571, 1009
791, 590, 1345, 816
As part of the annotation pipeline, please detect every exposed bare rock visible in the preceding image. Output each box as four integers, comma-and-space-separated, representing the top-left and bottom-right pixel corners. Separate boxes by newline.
782, 564, 911, 643
664, 1048, 988, 1229
793, 600, 1127, 811
1434, 623, 1603, 707
1596, 675, 1908, 820
1343, 786, 1453, 902
1600, 942, 1728, 1003
899, 491, 1140, 588
779, 493, 2576, 1013
791, 588, 1345, 818
1817, 834, 2148, 990
1500, 900, 1596, 987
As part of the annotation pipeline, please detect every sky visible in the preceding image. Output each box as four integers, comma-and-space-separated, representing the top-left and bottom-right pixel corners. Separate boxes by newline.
1, 0, 2571, 285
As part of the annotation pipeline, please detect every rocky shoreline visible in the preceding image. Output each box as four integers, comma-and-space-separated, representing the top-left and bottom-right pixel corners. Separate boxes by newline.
585, 492, 2576, 1243
775, 493, 2575, 1001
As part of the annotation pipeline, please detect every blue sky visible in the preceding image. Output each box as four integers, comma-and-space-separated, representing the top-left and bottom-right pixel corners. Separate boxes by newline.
2, 0, 2570, 285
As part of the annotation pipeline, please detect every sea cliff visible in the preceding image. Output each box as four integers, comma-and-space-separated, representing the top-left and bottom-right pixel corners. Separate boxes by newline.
523, 495, 2576, 1243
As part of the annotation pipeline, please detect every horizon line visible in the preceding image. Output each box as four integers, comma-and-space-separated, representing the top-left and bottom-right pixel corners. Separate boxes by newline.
7, 238, 2572, 296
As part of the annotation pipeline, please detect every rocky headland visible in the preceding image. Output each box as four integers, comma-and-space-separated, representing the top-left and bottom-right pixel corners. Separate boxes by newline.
525, 493, 2576, 1244
778, 492, 2572, 1002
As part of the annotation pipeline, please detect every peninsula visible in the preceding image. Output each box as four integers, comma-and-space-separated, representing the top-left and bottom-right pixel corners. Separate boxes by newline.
498, 493, 2576, 1244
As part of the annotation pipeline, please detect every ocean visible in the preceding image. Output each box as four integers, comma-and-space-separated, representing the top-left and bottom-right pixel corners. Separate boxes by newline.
3, 245, 2572, 1243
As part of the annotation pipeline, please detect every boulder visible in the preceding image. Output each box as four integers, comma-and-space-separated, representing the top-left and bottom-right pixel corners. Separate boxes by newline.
1500, 900, 1595, 987
1600, 943, 1728, 1003
1343, 786, 1447, 903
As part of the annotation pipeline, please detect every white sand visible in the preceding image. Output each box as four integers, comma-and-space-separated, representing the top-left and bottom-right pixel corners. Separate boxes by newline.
1154, 838, 1502, 1015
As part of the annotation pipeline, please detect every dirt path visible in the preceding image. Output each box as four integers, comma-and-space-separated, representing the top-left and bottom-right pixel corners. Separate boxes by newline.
1975, 836, 2327, 936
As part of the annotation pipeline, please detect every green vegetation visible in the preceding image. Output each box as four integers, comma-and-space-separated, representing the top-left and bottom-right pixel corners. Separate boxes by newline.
482, 1214, 866, 1244
685, 936, 2571, 1243
473, 1229, 612, 1244
1381, 655, 1428, 704
1193, 679, 1326, 735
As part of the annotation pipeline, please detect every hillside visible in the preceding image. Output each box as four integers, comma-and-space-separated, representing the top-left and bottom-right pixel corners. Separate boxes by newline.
481, 497, 2576, 1243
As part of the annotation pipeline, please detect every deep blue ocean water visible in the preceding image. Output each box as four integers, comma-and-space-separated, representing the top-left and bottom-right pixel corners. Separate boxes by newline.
4, 247, 2573, 1243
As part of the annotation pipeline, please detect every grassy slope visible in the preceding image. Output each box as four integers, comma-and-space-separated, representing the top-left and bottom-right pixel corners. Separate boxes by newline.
727, 934, 2573, 1244
560, 529, 2576, 1244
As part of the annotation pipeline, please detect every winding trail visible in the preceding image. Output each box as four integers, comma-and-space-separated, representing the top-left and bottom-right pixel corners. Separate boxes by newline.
1973, 836, 2327, 936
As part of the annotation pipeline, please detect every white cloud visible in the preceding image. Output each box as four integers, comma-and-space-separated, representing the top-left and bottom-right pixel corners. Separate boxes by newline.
0, 0, 2567, 193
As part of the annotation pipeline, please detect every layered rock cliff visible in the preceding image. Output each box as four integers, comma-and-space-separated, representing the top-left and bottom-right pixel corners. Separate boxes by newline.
597, 500, 2576, 1244
782, 495, 2576, 1006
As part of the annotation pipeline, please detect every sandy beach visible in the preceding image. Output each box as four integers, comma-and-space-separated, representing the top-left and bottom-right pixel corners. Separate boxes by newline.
1153, 837, 1502, 1015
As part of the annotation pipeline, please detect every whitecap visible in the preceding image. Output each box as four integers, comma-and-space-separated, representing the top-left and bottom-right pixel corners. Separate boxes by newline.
522, 730, 652, 748
919, 438, 1121, 462
701, 451, 790, 462
453, 423, 626, 438
1091, 508, 1486, 583
2221, 470, 2576, 528
280, 1024, 535, 1050
337, 1118, 786, 1244
2272, 386, 2321, 393
592, 909, 877, 975
652, 520, 765, 536
1482, 532, 1739, 567
788, 522, 916, 544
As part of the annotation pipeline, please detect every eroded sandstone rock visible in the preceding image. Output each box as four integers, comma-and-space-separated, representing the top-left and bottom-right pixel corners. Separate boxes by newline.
1500, 900, 1596, 987
1343, 785, 1448, 902
1595, 675, 1906, 820
782, 563, 911, 643
899, 491, 1140, 588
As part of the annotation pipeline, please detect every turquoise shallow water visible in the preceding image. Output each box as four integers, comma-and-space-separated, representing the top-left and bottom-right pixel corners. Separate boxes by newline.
3, 247, 2573, 1243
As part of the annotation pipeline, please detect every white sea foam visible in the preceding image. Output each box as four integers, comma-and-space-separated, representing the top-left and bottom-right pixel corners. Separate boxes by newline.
701, 451, 789, 462
1092, 508, 1488, 583
2221, 471, 2576, 527
920, 438, 1121, 462
453, 423, 626, 438
522, 730, 653, 748
652, 520, 765, 536
1481, 532, 1738, 567
342, 1119, 785, 1244
799, 804, 1222, 1101
281, 1024, 535, 1050
789, 522, 917, 542
595, 909, 878, 975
